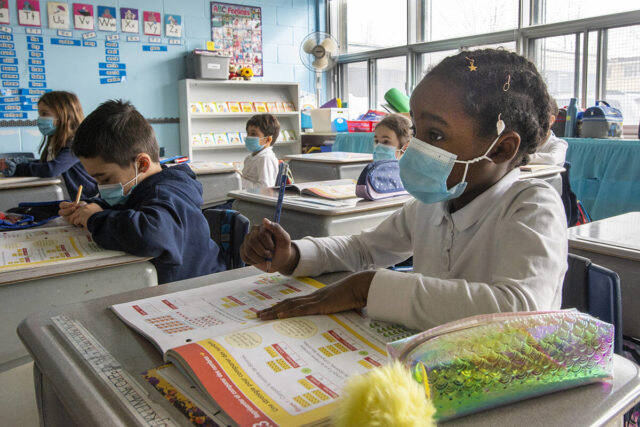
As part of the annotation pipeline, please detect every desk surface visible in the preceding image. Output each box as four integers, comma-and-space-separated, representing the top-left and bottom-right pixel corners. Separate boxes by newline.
229, 189, 412, 216
0, 176, 62, 190
568, 212, 640, 261
18, 267, 640, 427
189, 162, 237, 175
286, 152, 373, 164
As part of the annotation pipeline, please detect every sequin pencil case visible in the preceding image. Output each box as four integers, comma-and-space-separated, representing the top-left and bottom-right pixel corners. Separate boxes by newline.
387, 310, 614, 421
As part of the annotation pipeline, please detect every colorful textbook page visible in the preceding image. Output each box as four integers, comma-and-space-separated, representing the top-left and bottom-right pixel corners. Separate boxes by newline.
0, 226, 124, 272
112, 273, 414, 426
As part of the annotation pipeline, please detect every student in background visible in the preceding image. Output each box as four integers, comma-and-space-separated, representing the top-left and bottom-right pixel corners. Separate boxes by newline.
242, 113, 280, 188
372, 113, 412, 161
58, 100, 225, 284
0, 91, 98, 198
528, 98, 568, 166
241, 49, 568, 331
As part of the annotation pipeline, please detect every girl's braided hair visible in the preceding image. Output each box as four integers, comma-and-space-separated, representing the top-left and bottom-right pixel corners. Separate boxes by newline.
426, 49, 553, 166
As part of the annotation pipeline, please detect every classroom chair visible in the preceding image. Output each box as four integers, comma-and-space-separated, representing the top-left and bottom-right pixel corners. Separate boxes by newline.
202, 208, 250, 270
561, 162, 579, 226
562, 253, 623, 354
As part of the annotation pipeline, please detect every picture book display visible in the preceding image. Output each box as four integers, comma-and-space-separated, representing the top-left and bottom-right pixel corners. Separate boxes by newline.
189, 101, 297, 115
112, 273, 414, 426
0, 226, 124, 272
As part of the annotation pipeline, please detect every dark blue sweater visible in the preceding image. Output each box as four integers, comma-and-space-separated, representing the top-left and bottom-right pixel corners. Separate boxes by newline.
14, 146, 98, 199
87, 164, 225, 284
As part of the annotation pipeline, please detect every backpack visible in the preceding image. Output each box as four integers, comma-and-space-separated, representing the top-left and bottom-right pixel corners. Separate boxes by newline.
355, 159, 408, 200
580, 101, 623, 138
1, 201, 62, 230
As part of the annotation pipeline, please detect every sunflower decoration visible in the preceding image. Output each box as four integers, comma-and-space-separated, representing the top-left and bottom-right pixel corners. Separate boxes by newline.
239, 67, 254, 80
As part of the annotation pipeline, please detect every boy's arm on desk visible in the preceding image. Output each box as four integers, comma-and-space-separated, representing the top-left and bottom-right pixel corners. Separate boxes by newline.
87, 199, 182, 260
290, 201, 415, 277
14, 147, 78, 178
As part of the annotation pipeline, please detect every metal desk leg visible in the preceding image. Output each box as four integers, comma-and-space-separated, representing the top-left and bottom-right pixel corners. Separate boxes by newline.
33, 363, 78, 427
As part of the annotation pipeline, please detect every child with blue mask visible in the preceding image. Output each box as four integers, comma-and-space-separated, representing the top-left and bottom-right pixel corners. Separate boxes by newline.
241, 113, 281, 189
372, 114, 411, 162
58, 99, 225, 284
240, 49, 568, 332
0, 91, 97, 199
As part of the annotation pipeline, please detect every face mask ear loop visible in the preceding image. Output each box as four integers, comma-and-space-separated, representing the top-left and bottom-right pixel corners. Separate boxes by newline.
461, 162, 470, 183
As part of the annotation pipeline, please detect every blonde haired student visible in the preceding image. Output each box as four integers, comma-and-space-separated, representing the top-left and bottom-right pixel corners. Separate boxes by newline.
240, 49, 568, 331
0, 91, 98, 198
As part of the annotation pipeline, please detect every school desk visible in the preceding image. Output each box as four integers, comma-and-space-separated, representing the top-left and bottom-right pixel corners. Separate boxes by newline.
0, 254, 157, 373
285, 152, 373, 182
565, 137, 640, 220
229, 189, 411, 240
17, 267, 640, 426
568, 211, 640, 339
519, 165, 565, 194
0, 177, 65, 211
191, 164, 242, 208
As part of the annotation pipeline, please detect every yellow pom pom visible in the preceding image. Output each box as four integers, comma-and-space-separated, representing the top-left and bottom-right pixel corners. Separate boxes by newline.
334, 361, 436, 427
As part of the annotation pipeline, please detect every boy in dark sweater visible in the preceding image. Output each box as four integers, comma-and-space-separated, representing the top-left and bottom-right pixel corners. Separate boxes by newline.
59, 99, 225, 284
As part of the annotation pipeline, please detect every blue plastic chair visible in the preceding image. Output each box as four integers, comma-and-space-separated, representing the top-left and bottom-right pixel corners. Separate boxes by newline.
202, 208, 250, 271
562, 253, 623, 354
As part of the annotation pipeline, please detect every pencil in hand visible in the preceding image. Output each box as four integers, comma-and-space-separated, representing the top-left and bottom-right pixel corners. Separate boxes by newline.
74, 185, 83, 204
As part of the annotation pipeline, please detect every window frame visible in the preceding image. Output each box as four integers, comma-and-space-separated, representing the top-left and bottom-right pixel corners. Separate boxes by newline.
329, 0, 640, 134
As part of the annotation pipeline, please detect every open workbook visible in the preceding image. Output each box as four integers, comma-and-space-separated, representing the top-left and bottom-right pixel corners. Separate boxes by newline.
111, 273, 414, 426
0, 226, 125, 272
279, 179, 357, 200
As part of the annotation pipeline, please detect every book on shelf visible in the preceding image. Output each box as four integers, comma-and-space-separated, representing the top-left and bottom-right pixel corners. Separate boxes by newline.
284, 102, 295, 112
213, 133, 229, 145
226, 132, 242, 145
215, 102, 229, 113
227, 102, 241, 113
240, 102, 254, 113
202, 102, 216, 114
253, 102, 268, 113
200, 133, 215, 145
191, 134, 203, 146
266, 102, 278, 113
111, 273, 413, 426
276, 102, 286, 112
189, 102, 204, 113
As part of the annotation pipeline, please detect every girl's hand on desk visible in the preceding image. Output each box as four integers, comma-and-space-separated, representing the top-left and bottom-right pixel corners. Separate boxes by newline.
257, 271, 375, 320
240, 218, 299, 274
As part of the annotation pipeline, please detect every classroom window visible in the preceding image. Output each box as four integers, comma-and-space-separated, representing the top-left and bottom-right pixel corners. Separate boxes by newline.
423, 0, 519, 41
346, 0, 407, 53
420, 50, 457, 78
376, 57, 407, 110
605, 25, 640, 126
534, 0, 640, 24
346, 61, 369, 116
531, 35, 577, 107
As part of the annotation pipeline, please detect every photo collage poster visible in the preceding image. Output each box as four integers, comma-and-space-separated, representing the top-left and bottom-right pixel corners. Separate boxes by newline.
210, 2, 263, 76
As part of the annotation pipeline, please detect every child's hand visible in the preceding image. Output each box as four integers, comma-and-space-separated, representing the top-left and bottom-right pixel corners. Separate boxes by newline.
67, 203, 103, 229
240, 218, 299, 274
257, 271, 376, 320
58, 201, 81, 219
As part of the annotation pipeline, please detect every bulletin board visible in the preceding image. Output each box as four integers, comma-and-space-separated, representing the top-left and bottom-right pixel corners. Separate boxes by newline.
210, 2, 263, 77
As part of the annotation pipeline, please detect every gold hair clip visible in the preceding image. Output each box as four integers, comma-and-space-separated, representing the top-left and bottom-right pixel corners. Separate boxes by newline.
503, 74, 511, 91
465, 56, 477, 72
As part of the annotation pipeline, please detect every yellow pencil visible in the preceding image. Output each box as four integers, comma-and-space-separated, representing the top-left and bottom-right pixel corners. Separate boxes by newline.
74, 185, 83, 204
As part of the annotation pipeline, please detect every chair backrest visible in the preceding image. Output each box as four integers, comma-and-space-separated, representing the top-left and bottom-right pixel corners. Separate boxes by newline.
560, 162, 579, 226
562, 253, 623, 354
0, 152, 35, 160
202, 208, 250, 271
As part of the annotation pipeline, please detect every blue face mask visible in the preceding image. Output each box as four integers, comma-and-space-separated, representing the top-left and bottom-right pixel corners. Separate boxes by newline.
399, 115, 505, 205
37, 116, 56, 136
98, 165, 140, 206
372, 143, 398, 162
244, 136, 266, 153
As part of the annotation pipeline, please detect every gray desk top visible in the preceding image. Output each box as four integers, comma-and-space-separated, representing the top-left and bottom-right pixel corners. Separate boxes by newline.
17, 267, 640, 426
229, 189, 412, 216
0, 176, 62, 190
285, 152, 373, 164
568, 212, 640, 261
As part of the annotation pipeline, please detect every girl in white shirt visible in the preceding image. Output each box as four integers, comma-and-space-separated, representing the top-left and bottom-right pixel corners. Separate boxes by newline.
240, 49, 568, 331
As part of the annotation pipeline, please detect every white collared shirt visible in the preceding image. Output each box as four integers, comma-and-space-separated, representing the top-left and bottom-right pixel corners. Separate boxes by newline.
242, 146, 279, 188
291, 168, 568, 331
529, 132, 568, 166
